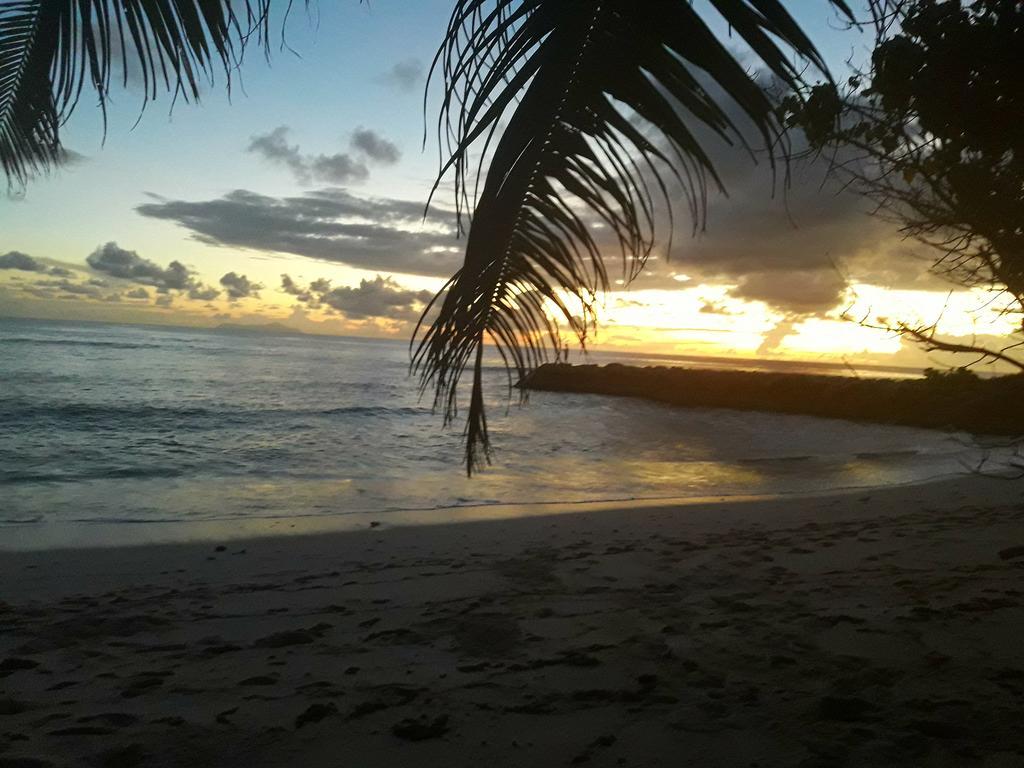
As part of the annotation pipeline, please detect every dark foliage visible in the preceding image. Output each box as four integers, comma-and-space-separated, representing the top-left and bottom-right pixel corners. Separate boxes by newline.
414, 0, 853, 473
0, 0, 295, 185
780, 0, 1024, 370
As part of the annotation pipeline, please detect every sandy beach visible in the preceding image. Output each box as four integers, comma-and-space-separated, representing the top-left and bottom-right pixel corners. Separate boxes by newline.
2, 475, 1024, 767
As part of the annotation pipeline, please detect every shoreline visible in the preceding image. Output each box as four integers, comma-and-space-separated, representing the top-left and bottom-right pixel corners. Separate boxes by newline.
2, 474, 1023, 766
0, 470, 1008, 553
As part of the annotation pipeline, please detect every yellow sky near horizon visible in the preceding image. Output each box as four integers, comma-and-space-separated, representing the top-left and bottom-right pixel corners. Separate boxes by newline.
3, 250, 1020, 375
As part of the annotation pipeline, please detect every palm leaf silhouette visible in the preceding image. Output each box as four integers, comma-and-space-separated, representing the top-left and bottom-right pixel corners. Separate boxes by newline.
0, 0, 286, 185
414, 0, 852, 474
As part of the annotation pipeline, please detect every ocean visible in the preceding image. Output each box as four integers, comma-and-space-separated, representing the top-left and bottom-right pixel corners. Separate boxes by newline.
0, 318, 1005, 548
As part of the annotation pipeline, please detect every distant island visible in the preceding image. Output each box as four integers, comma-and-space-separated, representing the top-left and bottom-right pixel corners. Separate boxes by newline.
522, 363, 1024, 436
214, 322, 306, 336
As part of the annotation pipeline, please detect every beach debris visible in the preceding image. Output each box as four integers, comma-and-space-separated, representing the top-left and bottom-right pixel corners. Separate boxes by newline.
391, 714, 449, 741
214, 545, 226, 552
295, 702, 338, 729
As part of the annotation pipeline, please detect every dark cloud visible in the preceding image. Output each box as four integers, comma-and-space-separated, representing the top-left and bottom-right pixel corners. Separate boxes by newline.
30, 278, 106, 300
699, 300, 736, 315
281, 274, 432, 321
125, 287, 150, 300
305, 153, 369, 184
247, 126, 307, 178
281, 274, 315, 303
757, 318, 800, 355
247, 126, 369, 185
86, 242, 193, 293
136, 188, 460, 277
351, 128, 401, 165
187, 284, 220, 301
380, 58, 424, 92
154, 294, 173, 308
219, 272, 262, 300
309, 277, 332, 294
729, 269, 849, 315
281, 274, 304, 295
596, 77, 946, 315
48, 266, 73, 277
0, 251, 46, 272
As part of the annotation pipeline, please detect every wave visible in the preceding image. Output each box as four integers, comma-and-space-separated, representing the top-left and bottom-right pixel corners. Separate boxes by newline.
0, 466, 187, 485
0, 337, 165, 351
37, 471, 977, 528
738, 455, 815, 464
0, 402, 429, 427
854, 449, 921, 460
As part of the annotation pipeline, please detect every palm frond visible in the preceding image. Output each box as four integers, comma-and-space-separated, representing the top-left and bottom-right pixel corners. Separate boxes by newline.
414, 0, 853, 474
0, 0, 291, 186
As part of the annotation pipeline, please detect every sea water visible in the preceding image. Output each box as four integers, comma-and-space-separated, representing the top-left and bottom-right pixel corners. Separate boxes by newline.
0, 318, 1005, 548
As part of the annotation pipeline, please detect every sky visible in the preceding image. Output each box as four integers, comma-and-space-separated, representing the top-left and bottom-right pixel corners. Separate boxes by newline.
0, 1, 1018, 371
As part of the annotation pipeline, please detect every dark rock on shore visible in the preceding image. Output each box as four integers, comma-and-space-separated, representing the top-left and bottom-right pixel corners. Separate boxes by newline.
521, 363, 1024, 435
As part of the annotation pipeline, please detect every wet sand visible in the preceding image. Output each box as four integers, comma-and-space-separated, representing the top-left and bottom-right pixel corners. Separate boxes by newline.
2, 475, 1023, 767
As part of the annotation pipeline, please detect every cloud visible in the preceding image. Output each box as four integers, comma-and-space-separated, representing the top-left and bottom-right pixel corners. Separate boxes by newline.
247, 126, 369, 185
281, 274, 433, 321
281, 274, 305, 295
219, 272, 262, 300
0, 251, 46, 272
309, 277, 332, 294
351, 128, 401, 165
136, 188, 461, 277
28, 278, 106, 300
125, 287, 150, 300
0, 252, 86, 280
86, 242, 194, 293
699, 300, 735, 315
757, 318, 799, 355
380, 58, 424, 92
187, 284, 220, 301
729, 269, 849, 315
591, 77, 947, 316
281, 274, 315, 303
155, 294, 174, 308
247, 126, 308, 178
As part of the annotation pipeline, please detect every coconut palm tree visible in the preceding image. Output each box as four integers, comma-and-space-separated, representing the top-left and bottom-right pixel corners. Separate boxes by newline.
412, 0, 852, 473
0, 0, 283, 183
0, 0, 851, 473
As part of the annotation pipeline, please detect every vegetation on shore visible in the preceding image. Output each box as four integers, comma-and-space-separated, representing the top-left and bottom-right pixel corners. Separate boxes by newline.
522, 363, 1024, 436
